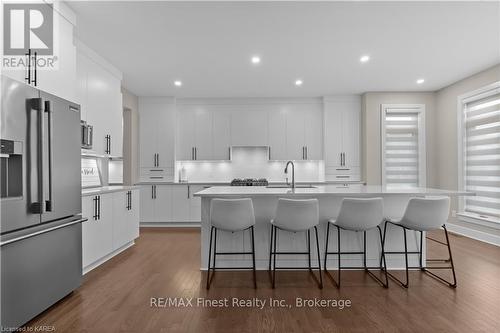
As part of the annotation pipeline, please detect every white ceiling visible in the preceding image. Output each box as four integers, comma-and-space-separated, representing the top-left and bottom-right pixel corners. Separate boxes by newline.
69, 1, 500, 98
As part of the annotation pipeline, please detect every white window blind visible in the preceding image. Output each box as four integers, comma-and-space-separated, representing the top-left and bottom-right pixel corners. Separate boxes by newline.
382, 105, 425, 188
463, 92, 500, 219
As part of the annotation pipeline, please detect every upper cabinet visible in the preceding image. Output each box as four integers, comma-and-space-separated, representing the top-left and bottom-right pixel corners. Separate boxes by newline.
176, 103, 231, 161
76, 42, 123, 157
231, 108, 269, 146
268, 102, 323, 161
323, 96, 361, 181
1, 3, 77, 102
138, 98, 176, 181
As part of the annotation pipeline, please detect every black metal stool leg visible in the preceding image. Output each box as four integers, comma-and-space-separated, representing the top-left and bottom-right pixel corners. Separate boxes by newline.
378, 225, 389, 288
307, 230, 312, 272
251, 226, 257, 289
206, 226, 214, 290
324, 222, 330, 271
384, 223, 410, 288
268, 224, 274, 273
403, 228, 409, 287
422, 225, 457, 288
363, 231, 367, 271
314, 226, 323, 289
419, 230, 424, 270
272, 226, 278, 289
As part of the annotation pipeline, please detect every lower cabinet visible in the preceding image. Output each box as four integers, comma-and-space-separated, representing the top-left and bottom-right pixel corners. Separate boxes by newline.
139, 184, 205, 223
82, 189, 140, 270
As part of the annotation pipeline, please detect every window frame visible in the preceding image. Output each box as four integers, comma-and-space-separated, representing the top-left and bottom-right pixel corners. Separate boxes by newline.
457, 81, 500, 227
381, 104, 426, 188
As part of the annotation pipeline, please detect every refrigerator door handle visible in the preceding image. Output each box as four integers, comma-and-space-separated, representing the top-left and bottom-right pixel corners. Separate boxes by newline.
30, 98, 44, 214
44, 100, 54, 212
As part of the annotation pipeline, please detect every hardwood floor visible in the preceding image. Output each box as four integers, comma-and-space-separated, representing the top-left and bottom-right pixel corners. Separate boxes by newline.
26, 227, 500, 332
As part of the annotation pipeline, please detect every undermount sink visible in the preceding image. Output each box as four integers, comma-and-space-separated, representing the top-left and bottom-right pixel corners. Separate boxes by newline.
266, 184, 317, 189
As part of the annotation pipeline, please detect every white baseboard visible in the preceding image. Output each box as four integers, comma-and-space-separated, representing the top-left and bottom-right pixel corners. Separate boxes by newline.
446, 223, 500, 247
140, 222, 201, 228
83, 241, 135, 274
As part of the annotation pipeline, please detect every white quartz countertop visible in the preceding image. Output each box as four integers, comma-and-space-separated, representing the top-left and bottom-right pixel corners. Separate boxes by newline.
194, 185, 474, 197
82, 185, 141, 197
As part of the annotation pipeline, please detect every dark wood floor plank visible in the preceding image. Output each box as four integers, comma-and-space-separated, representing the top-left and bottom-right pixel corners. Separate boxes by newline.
24, 227, 500, 332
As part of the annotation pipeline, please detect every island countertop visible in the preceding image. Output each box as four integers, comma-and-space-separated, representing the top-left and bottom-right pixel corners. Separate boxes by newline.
194, 184, 473, 198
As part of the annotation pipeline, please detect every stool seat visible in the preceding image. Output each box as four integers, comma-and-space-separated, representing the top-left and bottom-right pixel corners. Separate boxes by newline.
324, 197, 388, 288
381, 196, 457, 288
269, 198, 323, 289
206, 198, 257, 290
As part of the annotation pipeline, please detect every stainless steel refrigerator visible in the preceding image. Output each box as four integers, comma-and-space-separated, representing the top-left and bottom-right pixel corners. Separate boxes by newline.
0, 75, 86, 329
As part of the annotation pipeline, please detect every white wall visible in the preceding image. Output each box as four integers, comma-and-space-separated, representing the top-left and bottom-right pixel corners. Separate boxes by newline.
122, 88, 139, 185
435, 64, 500, 241
361, 92, 437, 186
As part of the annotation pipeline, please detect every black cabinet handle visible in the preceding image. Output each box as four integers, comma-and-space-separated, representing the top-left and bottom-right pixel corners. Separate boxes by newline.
25, 49, 31, 84
33, 51, 37, 86
98, 195, 101, 220
151, 185, 154, 199
93, 196, 98, 220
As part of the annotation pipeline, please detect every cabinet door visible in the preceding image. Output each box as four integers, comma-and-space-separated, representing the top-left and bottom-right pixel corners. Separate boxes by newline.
286, 108, 305, 160
112, 191, 129, 249
194, 110, 213, 160
156, 102, 176, 167
268, 110, 287, 160
304, 107, 323, 160
324, 104, 343, 168
109, 87, 123, 157
154, 185, 172, 222
212, 111, 232, 160
82, 195, 113, 267
35, 8, 77, 102
176, 109, 196, 160
342, 106, 360, 167
139, 100, 159, 167
129, 190, 140, 239
76, 52, 89, 122
139, 185, 155, 222
189, 185, 204, 222
171, 186, 191, 222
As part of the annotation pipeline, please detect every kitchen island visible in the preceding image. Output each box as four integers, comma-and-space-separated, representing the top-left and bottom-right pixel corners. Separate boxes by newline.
194, 185, 472, 270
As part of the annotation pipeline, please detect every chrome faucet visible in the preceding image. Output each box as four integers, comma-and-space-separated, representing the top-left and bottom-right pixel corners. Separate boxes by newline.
284, 161, 295, 189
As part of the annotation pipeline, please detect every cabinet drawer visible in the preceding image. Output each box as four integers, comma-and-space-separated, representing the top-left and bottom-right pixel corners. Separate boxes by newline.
140, 167, 174, 182
325, 166, 360, 175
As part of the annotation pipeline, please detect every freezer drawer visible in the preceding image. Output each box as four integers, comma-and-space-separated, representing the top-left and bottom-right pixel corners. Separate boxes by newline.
1, 218, 84, 330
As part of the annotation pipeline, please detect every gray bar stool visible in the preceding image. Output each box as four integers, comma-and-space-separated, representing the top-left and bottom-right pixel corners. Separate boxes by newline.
206, 198, 257, 290
269, 198, 323, 289
324, 198, 388, 288
382, 196, 457, 288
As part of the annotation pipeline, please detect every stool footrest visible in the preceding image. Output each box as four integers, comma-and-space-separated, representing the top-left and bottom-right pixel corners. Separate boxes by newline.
215, 252, 253, 255
210, 266, 256, 270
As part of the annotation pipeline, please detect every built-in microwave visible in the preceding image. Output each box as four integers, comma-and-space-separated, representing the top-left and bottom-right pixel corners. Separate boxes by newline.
81, 120, 93, 149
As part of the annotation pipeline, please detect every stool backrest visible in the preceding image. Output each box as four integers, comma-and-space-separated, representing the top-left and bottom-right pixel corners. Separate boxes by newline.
400, 197, 450, 230
336, 197, 384, 231
210, 198, 255, 231
274, 198, 319, 232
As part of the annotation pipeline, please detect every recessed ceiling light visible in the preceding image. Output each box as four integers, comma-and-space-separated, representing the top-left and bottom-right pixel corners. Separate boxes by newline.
295, 79, 303, 86
416, 78, 425, 84
251, 56, 261, 64
360, 55, 370, 63
174, 80, 182, 87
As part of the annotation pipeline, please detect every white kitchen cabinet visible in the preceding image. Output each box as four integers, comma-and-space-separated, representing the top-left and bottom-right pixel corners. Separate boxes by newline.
212, 111, 232, 160
268, 105, 323, 161
77, 46, 123, 157
171, 186, 191, 222
1, 3, 77, 102
176, 110, 197, 160
268, 110, 287, 160
82, 189, 140, 272
82, 194, 113, 268
324, 97, 361, 181
176, 108, 213, 160
231, 109, 268, 146
189, 185, 205, 222
139, 184, 205, 223
139, 98, 176, 177
112, 190, 140, 249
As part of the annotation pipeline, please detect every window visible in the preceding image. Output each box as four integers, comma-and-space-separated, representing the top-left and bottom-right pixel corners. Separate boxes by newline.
381, 104, 426, 188
459, 83, 500, 223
